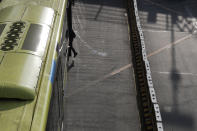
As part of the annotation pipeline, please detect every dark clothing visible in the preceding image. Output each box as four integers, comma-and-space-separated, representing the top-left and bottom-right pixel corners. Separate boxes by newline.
68, 30, 77, 57
67, 1, 77, 59
69, 30, 76, 40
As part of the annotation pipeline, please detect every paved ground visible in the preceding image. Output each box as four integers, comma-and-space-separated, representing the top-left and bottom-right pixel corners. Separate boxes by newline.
137, 0, 197, 130
63, 0, 140, 130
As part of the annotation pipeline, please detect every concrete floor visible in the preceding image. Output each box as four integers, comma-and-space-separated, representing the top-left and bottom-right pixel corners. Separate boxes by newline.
137, 0, 197, 130
63, 0, 140, 130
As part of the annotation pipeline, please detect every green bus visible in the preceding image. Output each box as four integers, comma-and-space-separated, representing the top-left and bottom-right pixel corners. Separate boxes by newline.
0, 0, 72, 130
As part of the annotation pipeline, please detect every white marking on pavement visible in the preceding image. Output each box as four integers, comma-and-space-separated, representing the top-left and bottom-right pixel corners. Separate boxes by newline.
153, 71, 197, 77
75, 31, 107, 57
